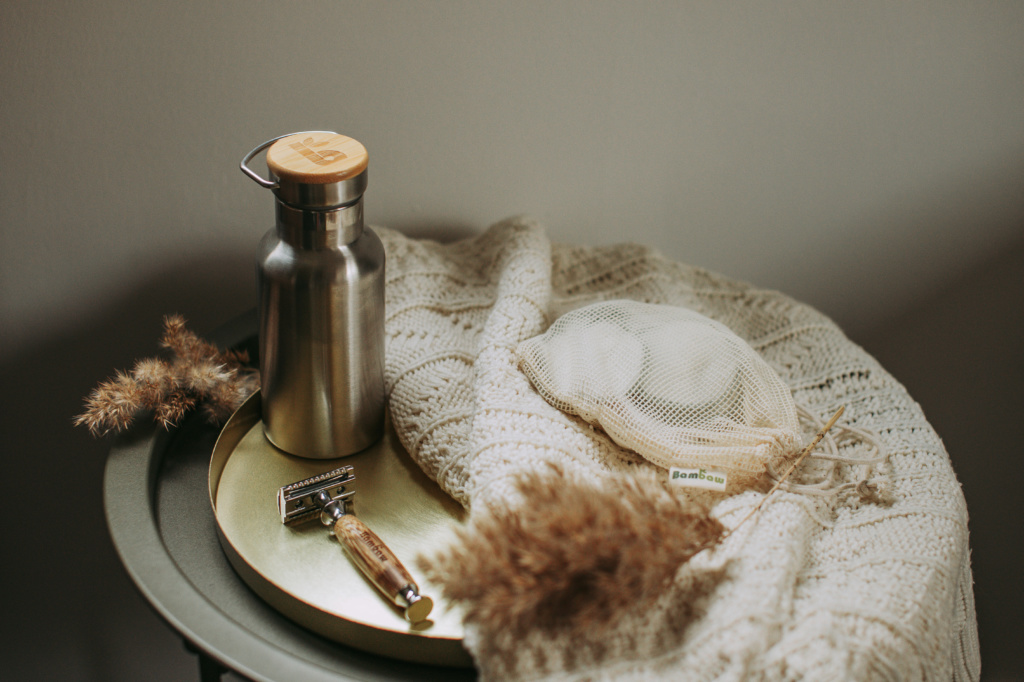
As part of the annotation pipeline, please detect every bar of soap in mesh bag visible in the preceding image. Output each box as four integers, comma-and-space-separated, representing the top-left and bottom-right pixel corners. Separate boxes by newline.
516, 300, 801, 486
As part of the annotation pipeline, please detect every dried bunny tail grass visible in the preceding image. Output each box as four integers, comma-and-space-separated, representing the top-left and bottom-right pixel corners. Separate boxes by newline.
180, 358, 234, 393
162, 314, 251, 371
132, 356, 174, 382
419, 464, 724, 638
160, 314, 224, 364
132, 357, 175, 404
160, 314, 201, 358
153, 389, 198, 429
74, 370, 145, 436
75, 315, 259, 436
201, 368, 260, 423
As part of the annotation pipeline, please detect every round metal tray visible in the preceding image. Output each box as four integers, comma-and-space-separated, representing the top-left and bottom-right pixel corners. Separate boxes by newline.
209, 391, 469, 667
104, 311, 477, 681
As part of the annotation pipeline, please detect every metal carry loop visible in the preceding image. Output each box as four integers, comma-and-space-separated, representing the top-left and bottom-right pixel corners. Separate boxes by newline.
240, 131, 338, 189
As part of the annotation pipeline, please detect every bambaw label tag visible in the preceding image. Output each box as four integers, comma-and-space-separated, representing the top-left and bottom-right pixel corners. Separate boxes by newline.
669, 467, 728, 492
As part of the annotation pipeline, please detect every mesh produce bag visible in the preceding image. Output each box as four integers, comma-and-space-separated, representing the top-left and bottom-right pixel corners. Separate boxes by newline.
517, 300, 801, 488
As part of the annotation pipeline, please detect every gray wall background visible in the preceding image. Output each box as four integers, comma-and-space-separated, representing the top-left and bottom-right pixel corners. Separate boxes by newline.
2, 1, 1021, 679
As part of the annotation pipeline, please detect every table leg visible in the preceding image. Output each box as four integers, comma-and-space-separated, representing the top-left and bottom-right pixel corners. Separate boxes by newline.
184, 639, 229, 682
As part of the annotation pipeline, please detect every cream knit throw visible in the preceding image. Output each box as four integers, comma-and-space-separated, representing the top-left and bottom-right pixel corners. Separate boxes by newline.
380, 217, 980, 681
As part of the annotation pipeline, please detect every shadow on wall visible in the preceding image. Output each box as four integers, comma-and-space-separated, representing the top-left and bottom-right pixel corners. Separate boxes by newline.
789, 151, 1024, 338
0, 249, 257, 681
854, 232, 1024, 682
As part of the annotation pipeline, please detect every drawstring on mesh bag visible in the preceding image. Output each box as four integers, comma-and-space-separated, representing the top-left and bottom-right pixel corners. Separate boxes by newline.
778, 405, 892, 505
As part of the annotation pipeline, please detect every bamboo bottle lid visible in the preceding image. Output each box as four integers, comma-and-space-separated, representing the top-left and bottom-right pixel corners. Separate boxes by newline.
266, 133, 368, 185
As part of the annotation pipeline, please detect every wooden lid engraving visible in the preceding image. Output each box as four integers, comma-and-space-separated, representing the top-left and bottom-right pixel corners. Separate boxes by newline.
267, 132, 368, 185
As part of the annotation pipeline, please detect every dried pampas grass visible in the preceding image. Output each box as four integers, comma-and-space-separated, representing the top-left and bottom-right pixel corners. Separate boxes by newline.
419, 465, 724, 638
75, 314, 258, 436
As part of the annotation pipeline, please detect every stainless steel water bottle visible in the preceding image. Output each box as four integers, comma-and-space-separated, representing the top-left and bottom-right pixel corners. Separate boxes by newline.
241, 131, 385, 459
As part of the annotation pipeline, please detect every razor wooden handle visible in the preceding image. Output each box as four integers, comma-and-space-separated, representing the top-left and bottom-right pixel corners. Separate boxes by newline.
332, 515, 432, 622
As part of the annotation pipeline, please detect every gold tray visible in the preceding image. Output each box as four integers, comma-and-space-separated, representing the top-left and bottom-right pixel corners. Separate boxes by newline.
208, 392, 471, 667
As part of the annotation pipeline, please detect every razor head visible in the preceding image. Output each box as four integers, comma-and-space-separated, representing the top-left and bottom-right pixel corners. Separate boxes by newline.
278, 465, 356, 526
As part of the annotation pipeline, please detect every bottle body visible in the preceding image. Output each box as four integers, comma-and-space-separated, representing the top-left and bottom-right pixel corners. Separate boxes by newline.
256, 199, 385, 458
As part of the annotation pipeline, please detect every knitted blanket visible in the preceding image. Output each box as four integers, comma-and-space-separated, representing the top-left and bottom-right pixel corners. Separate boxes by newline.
380, 217, 980, 681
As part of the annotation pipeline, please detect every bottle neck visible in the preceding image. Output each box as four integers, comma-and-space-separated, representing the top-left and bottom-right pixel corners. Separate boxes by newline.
275, 198, 364, 249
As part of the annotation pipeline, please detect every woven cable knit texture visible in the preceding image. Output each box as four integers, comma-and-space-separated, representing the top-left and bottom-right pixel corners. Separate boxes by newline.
379, 217, 980, 681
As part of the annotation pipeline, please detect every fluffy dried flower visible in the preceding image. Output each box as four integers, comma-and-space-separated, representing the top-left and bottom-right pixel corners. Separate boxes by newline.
75, 315, 258, 436
77, 370, 144, 435
418, 464, 724, 639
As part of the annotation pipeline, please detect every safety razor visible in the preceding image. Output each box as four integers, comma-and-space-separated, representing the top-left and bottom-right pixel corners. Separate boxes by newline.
278, 465, 434, 623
